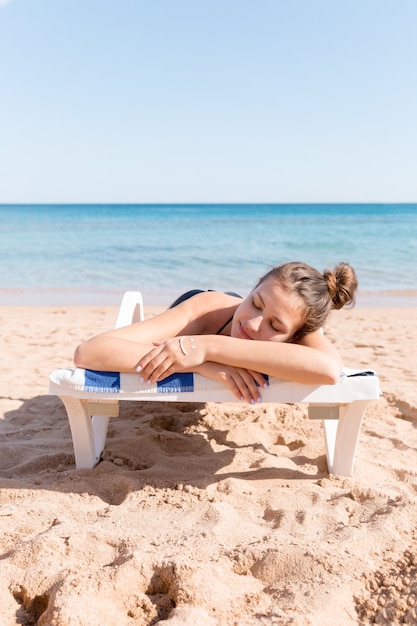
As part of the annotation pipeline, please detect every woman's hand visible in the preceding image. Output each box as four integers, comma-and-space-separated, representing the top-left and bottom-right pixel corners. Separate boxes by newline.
135, 335, 267, 403
135, 335, 206, 383
196, 362, 268, 404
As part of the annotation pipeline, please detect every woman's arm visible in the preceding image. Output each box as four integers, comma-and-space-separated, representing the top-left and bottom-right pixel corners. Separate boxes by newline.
206, 331, 343, 384
137, 329, 343, 386
73, 291, 240, 372
74, 335, 156, 372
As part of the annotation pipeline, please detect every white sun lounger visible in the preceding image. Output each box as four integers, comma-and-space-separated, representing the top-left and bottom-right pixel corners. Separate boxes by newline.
48, 291, 380, 477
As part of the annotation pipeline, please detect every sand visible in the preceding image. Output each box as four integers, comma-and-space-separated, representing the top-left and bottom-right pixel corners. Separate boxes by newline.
1, 302, 417, 625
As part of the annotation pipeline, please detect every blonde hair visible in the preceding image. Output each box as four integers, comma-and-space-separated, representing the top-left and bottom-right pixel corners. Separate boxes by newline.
257, 261, 358, 340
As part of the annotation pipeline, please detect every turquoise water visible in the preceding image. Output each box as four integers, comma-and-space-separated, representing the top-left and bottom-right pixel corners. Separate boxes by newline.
2, 204, 417, 305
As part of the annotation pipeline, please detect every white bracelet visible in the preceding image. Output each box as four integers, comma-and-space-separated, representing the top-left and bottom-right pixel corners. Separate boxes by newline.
179, 336, 195, 356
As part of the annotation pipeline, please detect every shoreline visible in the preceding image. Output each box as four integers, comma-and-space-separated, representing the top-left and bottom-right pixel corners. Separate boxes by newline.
1, 288, 417, 307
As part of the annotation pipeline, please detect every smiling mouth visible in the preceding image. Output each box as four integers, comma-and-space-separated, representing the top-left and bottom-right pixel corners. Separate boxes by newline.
239, 323, 252, 340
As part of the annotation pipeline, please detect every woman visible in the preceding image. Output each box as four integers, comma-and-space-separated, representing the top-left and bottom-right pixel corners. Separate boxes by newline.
74, 261, 357, 404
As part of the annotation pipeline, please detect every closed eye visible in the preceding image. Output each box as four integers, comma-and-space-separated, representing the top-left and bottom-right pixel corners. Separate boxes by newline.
253, 295, 284, 332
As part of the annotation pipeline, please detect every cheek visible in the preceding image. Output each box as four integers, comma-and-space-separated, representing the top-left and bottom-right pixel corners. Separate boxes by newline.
231, 303, 245, 327
261, 326, 294, 343
230, 317, 240, 338
264, 332, 288, 343
230, 304, 249, 337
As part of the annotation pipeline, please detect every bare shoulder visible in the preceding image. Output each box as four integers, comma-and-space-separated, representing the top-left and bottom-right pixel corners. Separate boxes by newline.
172, 291, 242, 334
296, 328, 340, 358
177, 290, 242, 314
104, 290, 241, 341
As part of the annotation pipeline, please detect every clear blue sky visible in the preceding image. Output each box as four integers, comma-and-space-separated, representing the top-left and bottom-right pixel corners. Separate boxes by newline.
1, 0, 416, 203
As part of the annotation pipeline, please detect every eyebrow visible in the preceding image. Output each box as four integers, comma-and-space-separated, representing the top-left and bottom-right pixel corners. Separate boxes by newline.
255, 291, 288, 332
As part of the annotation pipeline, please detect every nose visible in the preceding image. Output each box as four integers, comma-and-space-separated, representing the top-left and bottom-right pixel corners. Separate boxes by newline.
247, 315, 263, 334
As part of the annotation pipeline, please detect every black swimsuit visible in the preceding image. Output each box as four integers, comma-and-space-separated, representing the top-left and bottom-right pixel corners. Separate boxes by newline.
168, 289, 242, 334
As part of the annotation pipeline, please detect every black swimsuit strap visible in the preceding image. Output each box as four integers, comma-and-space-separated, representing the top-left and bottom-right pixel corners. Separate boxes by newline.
216, 291, 242, 334
216, 315, 234, 335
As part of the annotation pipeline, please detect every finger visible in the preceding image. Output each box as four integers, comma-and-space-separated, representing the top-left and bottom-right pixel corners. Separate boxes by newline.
137, 352, 169, 381
135, 345, 162, 373
153, 363, 179, 382
247, 370, 269, 390
136, 340, 175, 375
220, 371, 252, 404
145, 346, 185, 382
221, 376, 246, 401
237, 370, 263, 405
147, 358, 176, 383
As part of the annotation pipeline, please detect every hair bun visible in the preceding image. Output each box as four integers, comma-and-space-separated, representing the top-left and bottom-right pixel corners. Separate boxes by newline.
323, 262, 358, 310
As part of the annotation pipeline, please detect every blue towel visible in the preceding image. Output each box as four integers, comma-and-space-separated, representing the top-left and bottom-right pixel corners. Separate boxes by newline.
83, 370, 195, 394
84, 370, 121, 392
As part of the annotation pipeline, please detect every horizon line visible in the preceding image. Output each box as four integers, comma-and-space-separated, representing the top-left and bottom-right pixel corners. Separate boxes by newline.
1, 201, 416, 206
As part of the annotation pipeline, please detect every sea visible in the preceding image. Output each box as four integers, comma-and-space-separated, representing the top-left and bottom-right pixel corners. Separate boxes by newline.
1, 203, 417, 306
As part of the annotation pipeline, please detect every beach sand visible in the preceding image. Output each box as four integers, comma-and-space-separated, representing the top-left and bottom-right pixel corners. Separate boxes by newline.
1, 302, 417, 625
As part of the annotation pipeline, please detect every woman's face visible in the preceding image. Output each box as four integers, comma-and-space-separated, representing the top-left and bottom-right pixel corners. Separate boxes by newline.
230, 276, 304, 343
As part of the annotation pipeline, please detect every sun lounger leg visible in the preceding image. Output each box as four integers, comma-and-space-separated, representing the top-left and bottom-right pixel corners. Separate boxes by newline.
59, 396, 119, 469
89, 402, 119, 462
323, 400, 371, 477
322, 418, 339, 473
